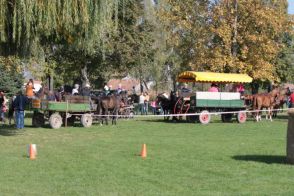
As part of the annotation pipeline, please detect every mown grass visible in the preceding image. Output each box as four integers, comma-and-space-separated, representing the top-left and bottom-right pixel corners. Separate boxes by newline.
0, 115, 293, 195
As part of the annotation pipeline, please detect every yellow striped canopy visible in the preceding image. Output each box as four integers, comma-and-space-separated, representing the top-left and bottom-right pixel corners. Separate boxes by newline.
177, 71, 253, 83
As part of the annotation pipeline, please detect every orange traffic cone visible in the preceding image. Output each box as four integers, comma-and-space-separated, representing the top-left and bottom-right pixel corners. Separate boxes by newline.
29, 144, 37, 160
141, 144, 147, 159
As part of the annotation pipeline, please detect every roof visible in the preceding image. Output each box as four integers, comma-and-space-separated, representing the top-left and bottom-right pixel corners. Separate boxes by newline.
177, 71, 253, 83
108, 79, 140, 90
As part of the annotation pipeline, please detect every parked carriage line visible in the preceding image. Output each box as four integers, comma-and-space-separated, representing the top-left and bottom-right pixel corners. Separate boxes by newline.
18, 71, 288, 129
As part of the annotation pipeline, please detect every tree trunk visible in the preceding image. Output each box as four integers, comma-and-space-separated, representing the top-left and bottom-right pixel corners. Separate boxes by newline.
232, 0, 238, 58
81, 65, 90, 88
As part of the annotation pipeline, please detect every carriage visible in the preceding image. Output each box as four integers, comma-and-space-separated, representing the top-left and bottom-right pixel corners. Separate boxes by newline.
175, 71, 253, 124
30, 95, 93, 129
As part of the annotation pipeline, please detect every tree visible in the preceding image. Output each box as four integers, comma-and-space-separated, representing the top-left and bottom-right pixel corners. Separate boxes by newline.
275, 32, 294, 83
0, 0, 121, 87
0, 56, 23, 96
158, 0, 210, 74
205, 0, 291, 81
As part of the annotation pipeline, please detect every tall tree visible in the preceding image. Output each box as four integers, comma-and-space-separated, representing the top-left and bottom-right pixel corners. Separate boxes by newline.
0, 0, 121, 86
205, 0, 291, 81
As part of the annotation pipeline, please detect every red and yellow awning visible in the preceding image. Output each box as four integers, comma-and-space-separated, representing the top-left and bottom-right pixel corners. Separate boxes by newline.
177, 71, 253, 83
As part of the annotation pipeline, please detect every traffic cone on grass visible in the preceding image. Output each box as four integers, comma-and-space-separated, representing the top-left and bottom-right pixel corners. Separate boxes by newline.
29, 144, 37, 160
141, 144, 147, 159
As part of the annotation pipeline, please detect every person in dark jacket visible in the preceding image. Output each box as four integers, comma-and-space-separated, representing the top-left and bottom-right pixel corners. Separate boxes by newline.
13, 91, 28, 129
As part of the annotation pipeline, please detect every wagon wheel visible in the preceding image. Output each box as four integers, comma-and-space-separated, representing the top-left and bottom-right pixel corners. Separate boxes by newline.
32, 112, 45, 127
221, 113, 233, 123
81, 113, 93, 128
199, 110, 211, 124
237, 111, 247, 123
49, 113, 63, 129
173, 97, 184, 121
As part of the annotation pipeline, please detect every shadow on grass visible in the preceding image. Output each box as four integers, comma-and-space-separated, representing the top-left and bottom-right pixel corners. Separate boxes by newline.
232, 155, 287, 165
0, 125, 25, 136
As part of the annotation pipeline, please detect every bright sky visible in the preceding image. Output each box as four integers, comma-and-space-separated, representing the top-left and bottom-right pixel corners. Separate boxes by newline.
288, 0, 294, 14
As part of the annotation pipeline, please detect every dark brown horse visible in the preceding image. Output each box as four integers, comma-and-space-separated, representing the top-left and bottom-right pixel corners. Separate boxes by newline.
96, 91, 128, 125
156, 91, 178, 121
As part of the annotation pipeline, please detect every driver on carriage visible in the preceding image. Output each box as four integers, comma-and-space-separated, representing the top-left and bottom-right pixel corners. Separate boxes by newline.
181, 83, 191, 93
72, 84, 79, 95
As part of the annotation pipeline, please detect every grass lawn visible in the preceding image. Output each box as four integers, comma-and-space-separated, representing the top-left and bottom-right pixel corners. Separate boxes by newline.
0, 114, 293, 195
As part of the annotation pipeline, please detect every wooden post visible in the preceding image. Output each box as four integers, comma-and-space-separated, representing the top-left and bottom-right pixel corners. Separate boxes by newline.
65, 100, 68, 127
287, 108, 294, 164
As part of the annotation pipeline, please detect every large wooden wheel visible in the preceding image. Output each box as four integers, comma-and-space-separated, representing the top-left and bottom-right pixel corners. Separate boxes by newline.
49, 113, 62, 129
199, 110, 211, 124
237, 111, 247, 123
81, 113, 93, 128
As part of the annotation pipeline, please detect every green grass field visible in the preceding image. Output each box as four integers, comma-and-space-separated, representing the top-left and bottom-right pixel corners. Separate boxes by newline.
0, 115, 293, 195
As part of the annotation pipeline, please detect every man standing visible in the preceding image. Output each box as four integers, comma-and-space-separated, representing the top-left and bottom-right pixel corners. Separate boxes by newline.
13, 91, 28, 129
139, 92, 145, 115
290, 92, 294, 108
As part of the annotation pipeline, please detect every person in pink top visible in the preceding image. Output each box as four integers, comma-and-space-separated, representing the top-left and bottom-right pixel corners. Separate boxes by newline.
236, 83, 245, 95
208, 83, 219, 92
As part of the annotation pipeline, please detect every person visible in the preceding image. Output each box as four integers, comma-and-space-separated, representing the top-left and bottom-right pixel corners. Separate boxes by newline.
13, 90, 28, 129
208, 83, 219, 92
72, 84, 79, 95
236, 83, 245, 95
117, 83, 122, 94
103, 82, 109, 94
132, 86, 136, 95
0, 91, 7, 125
47, 91, 56, 101
150, 100, 157, 115
181, 83, 191, 93
139, 92, 146, 115
26, 79, 35, 98
81, 83, 91, 96
290, 92, 294, 108
144, 92, 149, 115
8, 95, 16, 125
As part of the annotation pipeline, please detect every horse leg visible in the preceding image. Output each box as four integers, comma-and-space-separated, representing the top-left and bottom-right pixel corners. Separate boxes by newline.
269, 107, 273, 122
105, 108, 109, 125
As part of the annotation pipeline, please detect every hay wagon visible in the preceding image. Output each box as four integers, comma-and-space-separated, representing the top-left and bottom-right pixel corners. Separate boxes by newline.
176, 71, 253, 124
30, 95, 93, 129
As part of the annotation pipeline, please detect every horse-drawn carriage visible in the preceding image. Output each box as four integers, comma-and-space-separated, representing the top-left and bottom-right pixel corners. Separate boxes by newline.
164, 71, 253, 124
29, 89, 130, 129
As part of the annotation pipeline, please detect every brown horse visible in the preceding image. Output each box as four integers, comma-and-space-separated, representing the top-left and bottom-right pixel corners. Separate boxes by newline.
96, 91, 128, 125
252, 88, 280, 122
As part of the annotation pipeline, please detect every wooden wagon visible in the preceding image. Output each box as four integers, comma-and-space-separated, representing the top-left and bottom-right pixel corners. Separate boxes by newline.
176, 71, 253, 124
31, 95, 93, 129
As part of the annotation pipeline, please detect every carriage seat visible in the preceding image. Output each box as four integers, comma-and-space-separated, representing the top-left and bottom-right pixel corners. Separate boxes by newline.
64, 95, 90, 104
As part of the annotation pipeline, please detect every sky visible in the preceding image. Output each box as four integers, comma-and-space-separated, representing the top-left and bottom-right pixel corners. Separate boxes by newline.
289, 0, 294, 14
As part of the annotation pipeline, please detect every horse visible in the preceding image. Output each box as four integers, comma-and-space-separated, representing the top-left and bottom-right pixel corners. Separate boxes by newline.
96, 91, 128, 125
252, 88, 280, 122
156, 91, 178, 121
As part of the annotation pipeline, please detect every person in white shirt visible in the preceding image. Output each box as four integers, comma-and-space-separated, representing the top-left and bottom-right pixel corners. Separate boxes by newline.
139, 92, 146, 115
72, 84, 79, 95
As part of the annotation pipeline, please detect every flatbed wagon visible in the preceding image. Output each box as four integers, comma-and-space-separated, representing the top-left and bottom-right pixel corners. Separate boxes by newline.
30, 95, 93, 129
